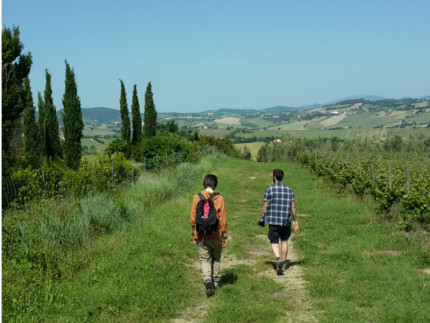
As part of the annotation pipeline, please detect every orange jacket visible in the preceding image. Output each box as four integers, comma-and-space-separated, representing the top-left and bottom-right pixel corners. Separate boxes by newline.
190, 191, 227, 241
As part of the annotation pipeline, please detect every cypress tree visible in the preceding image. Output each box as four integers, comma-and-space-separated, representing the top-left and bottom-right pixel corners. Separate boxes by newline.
37, 92, 46, 156
119, 80, 130, 144
131, 84, 142, 145
2, 26, 32, 167
43, 70, 61, 160
62, 61, 84, 170
22, 77, 39, 157
143, 82, 157, 138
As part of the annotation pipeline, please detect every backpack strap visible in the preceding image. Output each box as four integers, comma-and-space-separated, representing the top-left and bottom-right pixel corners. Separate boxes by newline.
208, 193, 219, 202
198, 193, 206, 201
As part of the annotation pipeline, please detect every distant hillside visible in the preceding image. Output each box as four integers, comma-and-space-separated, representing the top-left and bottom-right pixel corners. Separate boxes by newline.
199, 108, 259, 115
81, 107, 121, 124
329, 95, 386, 104
56, 107, 121, 125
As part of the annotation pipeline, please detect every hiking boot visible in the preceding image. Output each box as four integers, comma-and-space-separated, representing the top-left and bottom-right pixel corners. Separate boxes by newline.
204, 279, 215, 297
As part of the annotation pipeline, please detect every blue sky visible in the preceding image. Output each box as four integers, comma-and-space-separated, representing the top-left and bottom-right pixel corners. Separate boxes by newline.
2, 0, 430, 113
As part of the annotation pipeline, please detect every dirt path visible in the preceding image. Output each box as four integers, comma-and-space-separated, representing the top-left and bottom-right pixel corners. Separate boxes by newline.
171, 221, 317, 322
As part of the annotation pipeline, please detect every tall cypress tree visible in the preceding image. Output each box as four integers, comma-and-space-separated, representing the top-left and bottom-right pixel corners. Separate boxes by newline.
131, 84, 142, 145
143, 82, 157, 138
62, 61, 84, 170
37, 92, 46, 155
2, 26, 33, 168
22, 77, 39, 157
43, 70, 61, 160
119, 80, 130, 144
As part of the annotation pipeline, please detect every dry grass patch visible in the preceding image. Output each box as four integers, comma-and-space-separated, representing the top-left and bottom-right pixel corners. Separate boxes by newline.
214, 117, 241, 125
363, 250, 402, 257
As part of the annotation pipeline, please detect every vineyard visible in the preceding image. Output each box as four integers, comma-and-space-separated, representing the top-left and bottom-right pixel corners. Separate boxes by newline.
299, 151, 430, 230
256, 135, 430, 230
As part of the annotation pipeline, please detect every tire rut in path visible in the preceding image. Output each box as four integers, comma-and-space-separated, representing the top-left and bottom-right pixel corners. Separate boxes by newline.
171, 229, 317, 322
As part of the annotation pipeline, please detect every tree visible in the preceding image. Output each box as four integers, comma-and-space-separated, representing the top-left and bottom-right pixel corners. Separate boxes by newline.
43, 70, 62, 160
62, 61, 84, 170
131, 84, 142, 145
143, 82, 157, 138
2, 26, 33, 164
119, 80, 130, 144
22, 77, 39, 157
37, 92, 46, 155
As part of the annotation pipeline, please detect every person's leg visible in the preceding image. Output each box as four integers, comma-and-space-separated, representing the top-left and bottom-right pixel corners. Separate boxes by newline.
271, 243, 280, 258
268, 225, 283, 272
199, 242, 213, 282
280, 240, 288, 261
279, 225, 292, 271
209, 240, 223, 288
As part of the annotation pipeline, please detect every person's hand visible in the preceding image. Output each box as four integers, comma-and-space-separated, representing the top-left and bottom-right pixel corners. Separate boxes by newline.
222, 237, 228, 248
293, 221, 299, 231
193, 237, 198, 244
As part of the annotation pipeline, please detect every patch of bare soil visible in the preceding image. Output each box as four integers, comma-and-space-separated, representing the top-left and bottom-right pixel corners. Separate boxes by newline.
363, 250, 401, 257
420, 268, 430, 275
257, 237, 318, 322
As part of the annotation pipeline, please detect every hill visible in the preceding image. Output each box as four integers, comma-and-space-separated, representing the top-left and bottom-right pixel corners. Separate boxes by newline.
56, 107, 121, 125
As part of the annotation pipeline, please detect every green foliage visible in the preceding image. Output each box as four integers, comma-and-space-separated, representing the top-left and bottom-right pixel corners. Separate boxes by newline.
133, 134, 203, 168
131, 84, 142, 145
143, 82, 157, 138
37, 92, 46, 155
119, 80, 131, 145
22, 79, 40, 161
2, 157, 218, 321
241, 145, 252, 160
158, 120, 179, 135
199, 135, 241, 158
62, 61, 84, 170
43, 70, 62, 160
2, 155, 136, 209
2, 25, 33, 159
104, 138, 129, 157
259, 135, 430, 230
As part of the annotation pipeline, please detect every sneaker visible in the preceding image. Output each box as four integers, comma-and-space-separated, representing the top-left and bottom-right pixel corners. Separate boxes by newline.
276, 258, 283, 275
204, 279, 215, 297
214, 282, 220, 290
282, 260, 289, 271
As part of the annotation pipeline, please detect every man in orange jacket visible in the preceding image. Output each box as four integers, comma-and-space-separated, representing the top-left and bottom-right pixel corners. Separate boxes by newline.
190, 174, 228, 297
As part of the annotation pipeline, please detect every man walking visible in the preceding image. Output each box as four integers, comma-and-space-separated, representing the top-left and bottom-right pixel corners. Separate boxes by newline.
191, 174, 228, 297
260, 169, 298, 274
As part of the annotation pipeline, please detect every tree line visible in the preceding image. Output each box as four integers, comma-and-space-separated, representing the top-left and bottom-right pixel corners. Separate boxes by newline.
2, 25, 159, 175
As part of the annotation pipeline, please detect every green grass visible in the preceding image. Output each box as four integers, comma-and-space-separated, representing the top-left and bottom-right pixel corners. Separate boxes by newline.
82, 137, 114, 154
3, 157, 429, 322
234, 142, 265, 160
336, 112, 404, 129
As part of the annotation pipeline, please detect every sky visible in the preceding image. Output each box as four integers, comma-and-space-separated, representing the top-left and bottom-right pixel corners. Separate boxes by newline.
2, 0, 430, 113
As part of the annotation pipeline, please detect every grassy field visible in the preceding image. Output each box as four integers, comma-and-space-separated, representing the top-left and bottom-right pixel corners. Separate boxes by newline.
3, 156, 429, 321
234, 142, 266, 160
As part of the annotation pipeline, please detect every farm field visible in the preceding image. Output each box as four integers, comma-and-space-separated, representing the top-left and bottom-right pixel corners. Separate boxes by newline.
3, 157, 429, 321
234, 141, 266, 160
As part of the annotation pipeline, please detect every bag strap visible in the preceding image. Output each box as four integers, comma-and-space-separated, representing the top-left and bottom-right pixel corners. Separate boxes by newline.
208, 193, 219, 202
198, 193, 206, 201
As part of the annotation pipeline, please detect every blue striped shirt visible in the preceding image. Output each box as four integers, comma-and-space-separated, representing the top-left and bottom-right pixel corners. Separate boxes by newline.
263, 182, 295, 226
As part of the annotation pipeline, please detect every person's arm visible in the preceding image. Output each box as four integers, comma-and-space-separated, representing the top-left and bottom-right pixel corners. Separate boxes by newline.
217, 196, 228, 248
291, 201, 299, 231
261, 201, 268, 216
190, 195, 198, 244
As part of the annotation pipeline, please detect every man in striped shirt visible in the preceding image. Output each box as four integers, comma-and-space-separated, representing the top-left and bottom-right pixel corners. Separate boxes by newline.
260, 169, 298, 274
